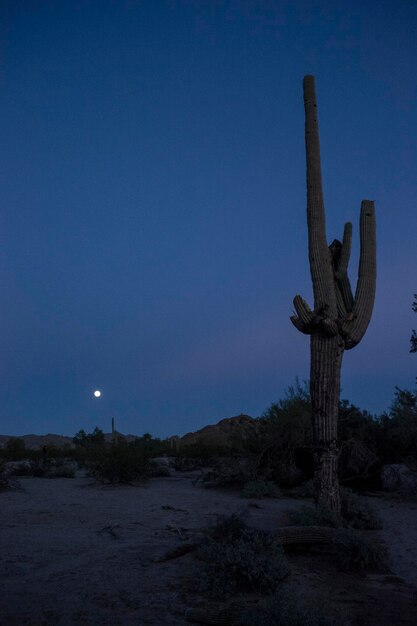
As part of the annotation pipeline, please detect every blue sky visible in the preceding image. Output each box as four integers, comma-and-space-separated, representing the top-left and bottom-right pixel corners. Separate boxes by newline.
0, 0, 416, 438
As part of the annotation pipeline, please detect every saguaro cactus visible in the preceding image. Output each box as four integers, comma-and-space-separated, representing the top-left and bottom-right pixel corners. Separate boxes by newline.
291, 75, 376, 514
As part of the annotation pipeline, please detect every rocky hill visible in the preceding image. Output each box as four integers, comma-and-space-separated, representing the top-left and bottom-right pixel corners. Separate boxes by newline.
179, 413, 260, 449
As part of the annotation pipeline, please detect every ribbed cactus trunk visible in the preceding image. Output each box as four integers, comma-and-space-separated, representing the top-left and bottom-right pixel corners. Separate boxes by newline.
291, 76, 376, 514
310, 334, 344, 512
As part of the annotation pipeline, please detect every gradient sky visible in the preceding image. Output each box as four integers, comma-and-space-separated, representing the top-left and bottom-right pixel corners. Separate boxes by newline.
0, 0, 416, 438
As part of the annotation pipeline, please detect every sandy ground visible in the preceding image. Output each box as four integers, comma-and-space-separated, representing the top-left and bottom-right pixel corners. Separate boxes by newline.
1, 470, 417, 625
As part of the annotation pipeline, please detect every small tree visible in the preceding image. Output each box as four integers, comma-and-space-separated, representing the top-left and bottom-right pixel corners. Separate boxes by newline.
5, 437, 27, 460
73, 427, 105, 448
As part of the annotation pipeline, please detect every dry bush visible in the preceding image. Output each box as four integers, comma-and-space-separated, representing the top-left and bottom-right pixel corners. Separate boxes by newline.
288, 488, 382, 531
241, 479, 281, 499
197, 514, 290, 599
199, 456, 258, 489
239, 587, 339, 626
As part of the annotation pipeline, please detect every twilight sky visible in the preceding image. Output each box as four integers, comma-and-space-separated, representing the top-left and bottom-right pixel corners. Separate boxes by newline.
0, 0, 416, 438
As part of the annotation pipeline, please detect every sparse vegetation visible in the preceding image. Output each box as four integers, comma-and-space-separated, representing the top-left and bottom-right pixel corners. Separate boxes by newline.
333, 528, 389, 572
287, 503, 342, 528
241, 479, 281, 498
239, 587, 338, 626
83, 440, 150, 484
199, 456, 258, 489
197, 514, 290, 599
288, 488, 382, 531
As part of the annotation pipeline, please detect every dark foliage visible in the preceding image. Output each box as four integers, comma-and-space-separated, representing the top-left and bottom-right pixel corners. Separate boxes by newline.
334, 528, 389, 572
375, 388, 417, 463
239, 588, 338, 626
84, 439, 150, 484
288, 488, 381, 530
197, 514, 290, 599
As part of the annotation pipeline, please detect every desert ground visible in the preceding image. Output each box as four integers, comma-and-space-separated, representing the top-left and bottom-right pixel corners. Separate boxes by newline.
1, 467, 417, 625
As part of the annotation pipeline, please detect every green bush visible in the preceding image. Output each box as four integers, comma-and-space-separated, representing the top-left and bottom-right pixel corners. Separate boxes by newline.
197, 514, 290, 599
239, 587, 338, 626
241, 479, 281, 499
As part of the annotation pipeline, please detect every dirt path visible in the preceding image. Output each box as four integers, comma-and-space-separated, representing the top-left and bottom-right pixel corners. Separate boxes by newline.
1, 472, 416, 625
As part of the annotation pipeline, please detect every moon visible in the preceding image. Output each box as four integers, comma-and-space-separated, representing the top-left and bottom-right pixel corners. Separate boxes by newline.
93, 390, 102, 398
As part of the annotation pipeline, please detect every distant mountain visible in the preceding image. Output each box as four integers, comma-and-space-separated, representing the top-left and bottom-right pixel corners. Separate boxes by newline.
179, 414, 260, 448
0, 432, 141, 449
0, 415, 261, 450
0, 434, 74, 450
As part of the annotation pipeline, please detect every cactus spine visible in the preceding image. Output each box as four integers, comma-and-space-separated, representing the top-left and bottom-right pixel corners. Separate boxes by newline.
291, 76, 376, 513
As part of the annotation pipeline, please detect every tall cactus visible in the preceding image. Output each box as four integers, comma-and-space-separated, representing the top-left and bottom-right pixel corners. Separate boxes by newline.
291, 75, 376, 513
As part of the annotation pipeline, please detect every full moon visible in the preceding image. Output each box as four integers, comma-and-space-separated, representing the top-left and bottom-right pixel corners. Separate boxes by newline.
93, 390, 101, 398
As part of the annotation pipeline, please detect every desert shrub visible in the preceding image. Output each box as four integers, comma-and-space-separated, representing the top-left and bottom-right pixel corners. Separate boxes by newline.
239, 587, 338, 626
285, 480, 314, 498
147, 460, 171, 477
4, 437, 27, 461
287, 489, 381, 530
86, 440, 150, 484
174, 456, 207, 471
5, 460, 33, 476
241, 479, 281, 499
200, 456, 258, 488
375, 388, 417, 463
45, 466, 75, 478
338, 438, 381, 489
0, 459, 14, 490
207, 513, 248, 541
175, 440, 229, 462
197, 515, 290, 599
287, 503, 342, 528
333, 528, 389, 572
258, 380, 313, 487
337, 400, 382, 490
340, 488, 382, 530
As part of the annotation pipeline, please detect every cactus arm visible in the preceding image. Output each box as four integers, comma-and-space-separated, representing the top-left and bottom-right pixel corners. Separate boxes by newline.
334, 222, 354, 314
343, 200, 376, 349
293, 295, 314, 326
335, 283, 348, 317
335, 222, 352, 279
290, 295, 315, 334
303, 75, 337, 316
290, 315, 310, 334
